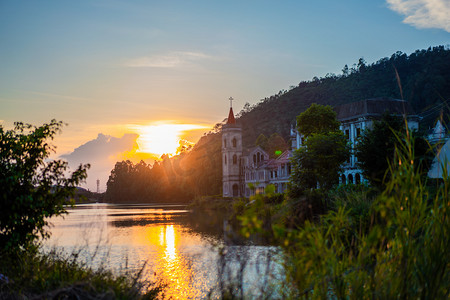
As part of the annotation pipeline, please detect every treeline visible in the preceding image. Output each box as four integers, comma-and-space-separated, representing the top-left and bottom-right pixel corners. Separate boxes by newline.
104, 132, 222, 203
237, 45, 450, 147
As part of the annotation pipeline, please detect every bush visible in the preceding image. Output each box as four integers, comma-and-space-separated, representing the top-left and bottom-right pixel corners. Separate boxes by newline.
0, 120, 89, 251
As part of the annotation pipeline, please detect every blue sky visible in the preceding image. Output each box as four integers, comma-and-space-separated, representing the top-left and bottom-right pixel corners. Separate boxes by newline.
0, 0, 449, 189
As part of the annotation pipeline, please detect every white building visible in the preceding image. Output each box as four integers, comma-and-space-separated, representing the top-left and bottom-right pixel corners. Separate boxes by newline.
428, 120, 450, 179
335, 98, 420, 184
427, 120, 449, 144
294, 98, 421, 185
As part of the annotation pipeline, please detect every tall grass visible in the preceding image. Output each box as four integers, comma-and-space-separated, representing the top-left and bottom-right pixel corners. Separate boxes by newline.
238, 133, 449, 299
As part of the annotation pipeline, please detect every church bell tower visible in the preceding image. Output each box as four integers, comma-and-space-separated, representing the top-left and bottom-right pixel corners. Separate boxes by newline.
222, 97, 242, 197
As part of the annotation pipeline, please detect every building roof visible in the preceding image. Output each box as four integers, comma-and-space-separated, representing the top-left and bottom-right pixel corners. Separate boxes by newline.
335, 98, 417, 122
227, 107, 236, 124
243, 145, 267, 157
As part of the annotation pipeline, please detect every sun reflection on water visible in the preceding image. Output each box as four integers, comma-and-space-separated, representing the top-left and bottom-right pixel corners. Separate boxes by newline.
161, 225, 177, 261
148, 224, 208, 299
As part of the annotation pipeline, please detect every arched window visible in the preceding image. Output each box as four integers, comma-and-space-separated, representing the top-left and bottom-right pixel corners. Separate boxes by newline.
253, 154, 256, 164
257, 152, 261, 163
223, 139, 227, 148
341, 174, 346, 184
348, 174, 353, 184
224, 155, 227, 165
233, 154, 237, 165
355, 173, 361, 184
232, 138, 237, 148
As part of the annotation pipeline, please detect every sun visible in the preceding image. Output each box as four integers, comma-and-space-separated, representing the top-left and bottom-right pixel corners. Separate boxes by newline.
132, 123, 206, 157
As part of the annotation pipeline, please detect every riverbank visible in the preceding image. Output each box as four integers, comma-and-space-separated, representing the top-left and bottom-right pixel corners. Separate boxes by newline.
188, 195, 244, 211
0, 249, 162, 299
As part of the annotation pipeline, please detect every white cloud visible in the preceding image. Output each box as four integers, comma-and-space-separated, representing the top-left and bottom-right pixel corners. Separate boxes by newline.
61, 133, 140, 192
387, 0, 450, 32
124, 51, 212, 68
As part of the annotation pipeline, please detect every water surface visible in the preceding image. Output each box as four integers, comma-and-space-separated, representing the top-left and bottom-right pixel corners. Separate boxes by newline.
43, 203, 281, 299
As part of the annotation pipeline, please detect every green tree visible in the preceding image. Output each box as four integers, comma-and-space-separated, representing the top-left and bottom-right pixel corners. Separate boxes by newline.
255, 133, 269, 149
266, 133, 288, 158
296, 103, 340, 138
0, 120, 89, 251
291, 132, 349, 192
355, 113, 432, 188
290, 104, 349, 194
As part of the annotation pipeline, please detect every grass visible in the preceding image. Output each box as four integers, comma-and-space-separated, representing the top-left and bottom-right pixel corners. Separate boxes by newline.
0, 248, 162, 299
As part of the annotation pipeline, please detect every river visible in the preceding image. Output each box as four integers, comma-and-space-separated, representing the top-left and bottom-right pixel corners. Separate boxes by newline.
42, 203, 283, 299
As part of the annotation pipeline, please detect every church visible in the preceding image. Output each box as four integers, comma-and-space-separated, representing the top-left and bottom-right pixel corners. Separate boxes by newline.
222, 101, 293, 198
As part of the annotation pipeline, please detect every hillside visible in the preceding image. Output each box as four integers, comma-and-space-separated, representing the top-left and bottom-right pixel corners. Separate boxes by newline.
236, 45, 450, 148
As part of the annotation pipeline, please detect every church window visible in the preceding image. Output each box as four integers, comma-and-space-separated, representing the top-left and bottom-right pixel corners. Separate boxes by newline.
233, 154, 237, 165
232, 138, 237, 148
355, 173, 361, 184
253, 154, 256, 164
257, 152, 261, 163
232, 184, 239, 197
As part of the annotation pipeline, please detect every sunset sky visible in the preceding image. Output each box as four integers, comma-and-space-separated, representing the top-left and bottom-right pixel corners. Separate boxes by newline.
1, 0, 449, 190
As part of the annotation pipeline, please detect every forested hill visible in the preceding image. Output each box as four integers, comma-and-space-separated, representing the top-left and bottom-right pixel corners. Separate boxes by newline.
236, 45, 450, 148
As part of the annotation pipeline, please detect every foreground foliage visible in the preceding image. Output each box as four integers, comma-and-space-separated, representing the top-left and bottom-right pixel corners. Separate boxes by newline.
0, 250, 161, 299
0, 120, 160, 299
0, 120, 89, 251
240, 135, 449, 299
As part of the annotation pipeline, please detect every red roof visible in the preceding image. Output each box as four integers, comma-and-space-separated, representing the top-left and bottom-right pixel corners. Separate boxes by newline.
227, 107, 236, 124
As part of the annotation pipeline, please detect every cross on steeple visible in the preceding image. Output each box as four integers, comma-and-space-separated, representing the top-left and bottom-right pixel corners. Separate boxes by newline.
226, 96, 236, 125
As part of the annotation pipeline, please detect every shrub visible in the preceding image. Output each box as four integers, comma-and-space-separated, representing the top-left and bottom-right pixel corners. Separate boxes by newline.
0, 120, 89, 251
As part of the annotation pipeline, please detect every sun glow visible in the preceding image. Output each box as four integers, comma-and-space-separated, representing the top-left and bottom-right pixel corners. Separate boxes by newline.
132, 123, 206, 156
